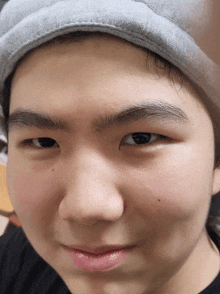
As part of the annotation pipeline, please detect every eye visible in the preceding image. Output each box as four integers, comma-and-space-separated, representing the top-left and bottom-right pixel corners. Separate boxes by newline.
120, 132, 167, 147
24, 137, 59, 149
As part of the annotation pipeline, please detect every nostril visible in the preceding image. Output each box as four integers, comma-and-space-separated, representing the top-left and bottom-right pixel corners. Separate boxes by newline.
58, 187, 124, 225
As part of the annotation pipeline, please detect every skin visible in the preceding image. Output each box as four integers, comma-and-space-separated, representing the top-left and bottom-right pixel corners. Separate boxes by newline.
7, 36, 220, 294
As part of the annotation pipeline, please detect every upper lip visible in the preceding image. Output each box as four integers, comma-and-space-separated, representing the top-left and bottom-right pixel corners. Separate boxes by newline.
63, 244, 136, 255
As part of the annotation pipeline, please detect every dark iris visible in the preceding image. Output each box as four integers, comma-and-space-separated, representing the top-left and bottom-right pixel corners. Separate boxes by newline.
38, 138, 57, 148
132, 133, 151, 144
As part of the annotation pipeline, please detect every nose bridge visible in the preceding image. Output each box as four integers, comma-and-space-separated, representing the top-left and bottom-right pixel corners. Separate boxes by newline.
59, 149, 124, 225
70, 147, 112, 189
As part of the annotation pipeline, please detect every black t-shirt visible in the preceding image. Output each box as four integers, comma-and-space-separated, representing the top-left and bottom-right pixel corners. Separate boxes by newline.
1, 226, 220, 294
199, 229, 220, 294
0, 226, 71, 294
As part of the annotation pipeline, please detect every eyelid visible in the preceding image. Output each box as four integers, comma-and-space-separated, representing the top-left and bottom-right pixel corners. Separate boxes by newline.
122, 133, 157, 145
120, 132, 169, 148
22, 137, 59, 149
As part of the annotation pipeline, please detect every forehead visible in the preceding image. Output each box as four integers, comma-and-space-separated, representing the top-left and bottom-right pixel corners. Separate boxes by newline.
10, 35, 209, 123
12, 35, 150, 84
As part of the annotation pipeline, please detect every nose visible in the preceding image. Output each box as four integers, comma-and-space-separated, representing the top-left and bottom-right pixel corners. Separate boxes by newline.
59, 153, 124, 225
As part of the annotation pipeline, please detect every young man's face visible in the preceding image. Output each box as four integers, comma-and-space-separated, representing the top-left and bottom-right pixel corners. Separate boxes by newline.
7, 36, 220, 294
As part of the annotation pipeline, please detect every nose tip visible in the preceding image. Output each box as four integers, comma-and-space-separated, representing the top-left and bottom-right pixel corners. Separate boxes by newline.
59, 152, 124, 225
59, 184, 124, 226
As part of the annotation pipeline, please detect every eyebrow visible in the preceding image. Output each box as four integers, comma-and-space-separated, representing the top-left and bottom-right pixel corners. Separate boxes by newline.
8, 109, 69, 131
8, 101, 189, 132
93, 101, 189, 131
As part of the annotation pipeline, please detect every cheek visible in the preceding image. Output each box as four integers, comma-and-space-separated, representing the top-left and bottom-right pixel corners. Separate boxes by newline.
6, 159, 61, 222
123, 145, 214, 224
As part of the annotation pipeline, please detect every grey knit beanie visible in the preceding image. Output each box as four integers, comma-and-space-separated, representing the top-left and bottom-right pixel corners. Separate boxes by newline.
0, 0, 219, 128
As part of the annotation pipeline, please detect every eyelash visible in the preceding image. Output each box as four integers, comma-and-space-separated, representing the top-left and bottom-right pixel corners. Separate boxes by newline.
23, 133, 168, 150
120, 133, 168, 148
23, 138, 59, 149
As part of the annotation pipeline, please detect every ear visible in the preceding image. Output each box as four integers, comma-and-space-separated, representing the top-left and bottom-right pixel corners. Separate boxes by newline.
212, 165, 220, 195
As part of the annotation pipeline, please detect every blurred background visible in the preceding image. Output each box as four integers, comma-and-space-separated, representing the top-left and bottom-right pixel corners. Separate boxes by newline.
0, 0, 17, 235
0, 1, 7, 10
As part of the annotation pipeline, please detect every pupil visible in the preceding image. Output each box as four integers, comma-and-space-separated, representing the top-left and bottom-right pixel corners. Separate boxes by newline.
132, 133, 151, 144
38, 138, 56, 148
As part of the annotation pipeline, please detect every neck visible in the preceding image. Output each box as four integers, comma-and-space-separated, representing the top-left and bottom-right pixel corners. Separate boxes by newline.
157, 228, 220, 294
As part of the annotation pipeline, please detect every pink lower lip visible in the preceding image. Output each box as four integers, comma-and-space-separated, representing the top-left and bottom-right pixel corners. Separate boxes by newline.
64, 247, 132, 272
